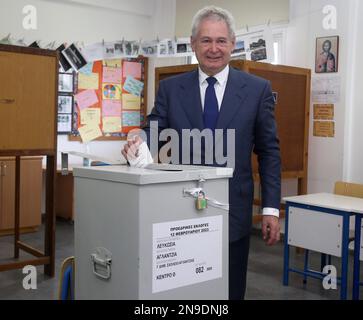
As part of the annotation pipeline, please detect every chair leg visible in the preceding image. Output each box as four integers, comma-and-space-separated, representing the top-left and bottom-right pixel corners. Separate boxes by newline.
303, 249, 309, 284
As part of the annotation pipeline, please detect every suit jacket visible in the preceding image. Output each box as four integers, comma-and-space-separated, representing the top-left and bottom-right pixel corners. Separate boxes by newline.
143, 66, 281, 241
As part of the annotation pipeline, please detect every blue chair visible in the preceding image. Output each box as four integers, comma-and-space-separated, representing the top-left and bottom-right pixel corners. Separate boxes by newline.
58, 256, 75, 300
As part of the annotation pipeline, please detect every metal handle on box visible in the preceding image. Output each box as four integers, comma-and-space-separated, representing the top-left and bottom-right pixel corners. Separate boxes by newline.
90, 247, 112, 280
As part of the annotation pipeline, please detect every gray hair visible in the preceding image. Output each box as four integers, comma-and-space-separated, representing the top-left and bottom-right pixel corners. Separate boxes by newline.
191, 6, 236, 39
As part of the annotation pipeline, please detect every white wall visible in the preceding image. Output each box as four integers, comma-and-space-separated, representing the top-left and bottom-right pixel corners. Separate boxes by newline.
286, 0, 362, 194
0, 0, 181, 165
175, 0, 289, 37
344, 0, 363, 183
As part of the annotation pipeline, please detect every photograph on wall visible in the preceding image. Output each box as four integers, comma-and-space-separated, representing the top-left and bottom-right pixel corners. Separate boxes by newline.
232, 37, 245, 56
62, 43, 88, 72
158, 40, 168, 56
58, 73, 74, 93
141, 41, 158, 56
58, 95, 73, 114
315, 36, 339, 73
249, 36, 267, 61
57, 114, 73, 134
176, 38, 193, 57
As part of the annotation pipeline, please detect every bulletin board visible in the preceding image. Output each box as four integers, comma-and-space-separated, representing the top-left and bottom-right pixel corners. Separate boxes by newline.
154, 60, 311, 195
68, 56, 148, 141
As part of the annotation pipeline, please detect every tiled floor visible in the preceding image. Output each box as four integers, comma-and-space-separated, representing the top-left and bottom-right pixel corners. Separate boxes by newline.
0, 220, 361, 300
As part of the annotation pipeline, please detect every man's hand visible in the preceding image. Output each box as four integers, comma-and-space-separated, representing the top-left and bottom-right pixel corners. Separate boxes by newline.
262, 215, 280, 246
121, 136, 143, 161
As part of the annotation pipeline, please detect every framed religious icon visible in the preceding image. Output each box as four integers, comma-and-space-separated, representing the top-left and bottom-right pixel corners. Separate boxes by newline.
315, 35, 339, 73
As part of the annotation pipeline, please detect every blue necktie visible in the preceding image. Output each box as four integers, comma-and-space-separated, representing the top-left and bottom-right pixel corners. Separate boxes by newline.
203, 77, 219, 130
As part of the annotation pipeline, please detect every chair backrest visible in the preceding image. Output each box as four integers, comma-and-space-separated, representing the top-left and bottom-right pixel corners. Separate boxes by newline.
334, 181, 363, 198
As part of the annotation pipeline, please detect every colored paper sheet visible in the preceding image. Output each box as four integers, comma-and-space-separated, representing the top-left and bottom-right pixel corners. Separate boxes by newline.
78, 73, 99, 90
102, 100, 122, 117
80, 108, 101, 125
122, 93, 141, 110
75, 89, 99, 110
102, 83, 122, 100
79, 62, 94, 75
103, 67, 122, 83
103, 59, 122, 68
103, 116, 122, 133
78, 124, 102, 142
123, 76, 144, 97
123, 61, 142, 79
122, 111, 140, 127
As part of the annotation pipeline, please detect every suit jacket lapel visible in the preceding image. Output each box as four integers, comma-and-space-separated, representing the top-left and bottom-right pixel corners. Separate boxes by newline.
216, 68, 248, 130
179, 70, 204, 130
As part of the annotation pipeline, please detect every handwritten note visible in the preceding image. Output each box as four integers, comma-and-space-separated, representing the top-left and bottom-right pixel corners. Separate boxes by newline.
122, 111, 140, 127
123, 76, 144, 97
102, 100, 122, 117
78, 73, 99, 90
122, 94, 141, 110
103, 59, 122, 68
123, 61, 142, 79
103, 67, 122, 83
78, 124, 102, 142
79, 62, 93, 75
103, 116, 122, 133
80, 108, 101, 125
75, 90, 99, 110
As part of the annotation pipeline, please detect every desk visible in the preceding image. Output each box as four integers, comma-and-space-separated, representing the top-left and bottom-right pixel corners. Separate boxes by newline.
283, 193, 363, 300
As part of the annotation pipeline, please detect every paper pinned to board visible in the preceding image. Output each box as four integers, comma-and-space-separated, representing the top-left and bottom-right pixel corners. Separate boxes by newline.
103, 67, 122, 83
80, 108, 101, 125
78, 124, 102, 142
123, 76, 144, 97
123, 61, 142, 79
78, 73, 99, 90
102, 100, 122, 117
75, 89, 99, 110
102, 116, 122, 133
122, 94, 141, 110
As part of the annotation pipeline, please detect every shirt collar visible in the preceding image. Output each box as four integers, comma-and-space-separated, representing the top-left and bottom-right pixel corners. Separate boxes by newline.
198, 64, 229, 86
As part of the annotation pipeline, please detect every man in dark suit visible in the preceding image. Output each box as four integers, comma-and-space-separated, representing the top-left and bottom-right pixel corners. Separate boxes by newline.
122, 6, 281, 300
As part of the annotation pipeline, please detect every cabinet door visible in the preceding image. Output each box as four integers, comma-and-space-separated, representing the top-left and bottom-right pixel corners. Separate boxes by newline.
0, 160, 15, 229
0, 158, 42, 231
19, 158, 42, 227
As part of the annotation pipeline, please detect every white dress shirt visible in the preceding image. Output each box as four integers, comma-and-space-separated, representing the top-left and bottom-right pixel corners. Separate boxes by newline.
198, 65, 279, 218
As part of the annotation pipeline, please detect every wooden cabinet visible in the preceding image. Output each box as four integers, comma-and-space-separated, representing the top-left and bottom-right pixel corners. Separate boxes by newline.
55, 169, 74, 220
0, 157, 42, 235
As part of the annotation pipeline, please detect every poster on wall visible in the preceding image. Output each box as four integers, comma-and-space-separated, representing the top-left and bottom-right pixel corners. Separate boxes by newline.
315, 36, 339, 73
312, 76, 341, 103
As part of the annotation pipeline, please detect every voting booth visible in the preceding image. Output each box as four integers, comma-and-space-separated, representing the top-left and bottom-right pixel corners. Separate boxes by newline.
74, 164, 232, 300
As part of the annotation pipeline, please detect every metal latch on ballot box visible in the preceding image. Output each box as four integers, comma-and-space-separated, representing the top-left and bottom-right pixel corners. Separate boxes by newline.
91, 247, 112, 280
183, 178, 229, 212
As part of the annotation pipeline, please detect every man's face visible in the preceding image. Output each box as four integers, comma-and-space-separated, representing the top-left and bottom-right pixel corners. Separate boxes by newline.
191, 18, 235, 76
323, 41, 331, 52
